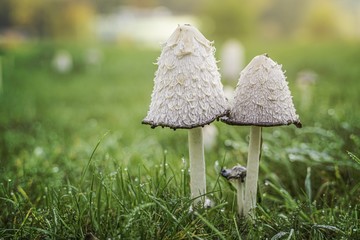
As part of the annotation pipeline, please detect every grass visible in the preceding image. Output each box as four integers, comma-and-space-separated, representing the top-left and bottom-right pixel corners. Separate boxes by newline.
0, 39, 360, 239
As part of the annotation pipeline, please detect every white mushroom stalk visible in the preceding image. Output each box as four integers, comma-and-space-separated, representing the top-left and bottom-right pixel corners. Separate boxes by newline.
245, 126, 261, 215
221, 165, 247, 217
142, 24, 228, 205
188, 128, 206, 200
221, 54, 301, 217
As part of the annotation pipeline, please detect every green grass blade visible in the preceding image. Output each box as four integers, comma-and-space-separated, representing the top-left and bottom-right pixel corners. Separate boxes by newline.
348, 151, 360, 165
194, 211, 226, 240
79, 131, 109, 187
305, 167, 312, 203
233, 215, 243, 240
286, 229, 294, 240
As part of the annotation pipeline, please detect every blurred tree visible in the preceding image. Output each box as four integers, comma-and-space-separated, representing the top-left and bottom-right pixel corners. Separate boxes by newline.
259, 0, 310, 39
0, 0, 11, 30
8, 0, 95, 39
158, 0, 200, 14
296, 0, 352, 40
123, 0, 158, 8
9, 0, 48, 37
199, 0, 269, 41
90, 0, 125, 13
48, 1, 95, 40
89, 0, 201, 14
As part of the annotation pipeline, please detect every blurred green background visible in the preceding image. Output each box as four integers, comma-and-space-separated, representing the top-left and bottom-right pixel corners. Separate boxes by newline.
0, 0, 360, 238
1, 0, 360, 207
1, 0, 360, 42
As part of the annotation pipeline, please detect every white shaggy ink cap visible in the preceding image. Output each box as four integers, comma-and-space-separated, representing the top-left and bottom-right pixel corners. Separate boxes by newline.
222, 54, 302, 128
142, 24, 228, 129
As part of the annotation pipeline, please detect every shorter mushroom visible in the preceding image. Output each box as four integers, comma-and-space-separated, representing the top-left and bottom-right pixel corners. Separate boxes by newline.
221, 165, 247, 217
221, 54, 301, 217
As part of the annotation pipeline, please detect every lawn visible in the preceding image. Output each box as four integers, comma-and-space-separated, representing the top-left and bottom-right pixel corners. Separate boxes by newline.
0, 40, 359, 239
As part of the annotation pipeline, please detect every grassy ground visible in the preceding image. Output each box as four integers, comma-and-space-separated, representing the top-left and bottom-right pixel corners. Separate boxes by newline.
0, 40, 359, 239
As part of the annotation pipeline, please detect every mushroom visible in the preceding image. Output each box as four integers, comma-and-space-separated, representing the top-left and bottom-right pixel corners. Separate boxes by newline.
220, 165, 247, 217
142, 24, 228, 204
52, 50, 73, 74
220, 39, 245, 83
296, 69, 318, 110
221, 54, 301, 216
203, 125, 218, 151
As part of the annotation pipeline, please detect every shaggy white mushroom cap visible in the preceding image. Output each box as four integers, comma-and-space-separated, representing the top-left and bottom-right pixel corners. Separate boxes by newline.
143, 24, 228, 129
222, 54, 301, 128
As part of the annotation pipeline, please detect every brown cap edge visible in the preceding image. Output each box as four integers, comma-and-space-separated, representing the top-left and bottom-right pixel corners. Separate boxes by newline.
220, 117, 302, 128
142, 110, 229, 130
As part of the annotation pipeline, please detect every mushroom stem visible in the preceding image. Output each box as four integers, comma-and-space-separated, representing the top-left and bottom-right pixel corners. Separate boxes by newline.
244, 126, 262, 216
188, 127, 206, 204
236, 180, 246, 217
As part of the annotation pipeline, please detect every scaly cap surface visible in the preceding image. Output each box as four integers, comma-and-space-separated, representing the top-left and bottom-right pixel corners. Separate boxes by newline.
221, 54, 301, 128
221, 165, 247, 182
143, 24, 228, 129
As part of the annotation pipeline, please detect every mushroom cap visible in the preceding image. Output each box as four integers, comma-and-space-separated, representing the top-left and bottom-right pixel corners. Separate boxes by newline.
142, 24, 228, 129
221, 165, 247, 182
221, 54, 302, 128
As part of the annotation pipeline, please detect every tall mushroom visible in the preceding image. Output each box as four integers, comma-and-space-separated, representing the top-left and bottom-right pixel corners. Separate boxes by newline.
220, 165, 247, 217
221, 54, 301, 216
142, 24, 228, 205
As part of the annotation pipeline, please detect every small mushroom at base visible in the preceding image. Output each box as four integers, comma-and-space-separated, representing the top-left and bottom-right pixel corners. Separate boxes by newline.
221, 165, 247, 217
